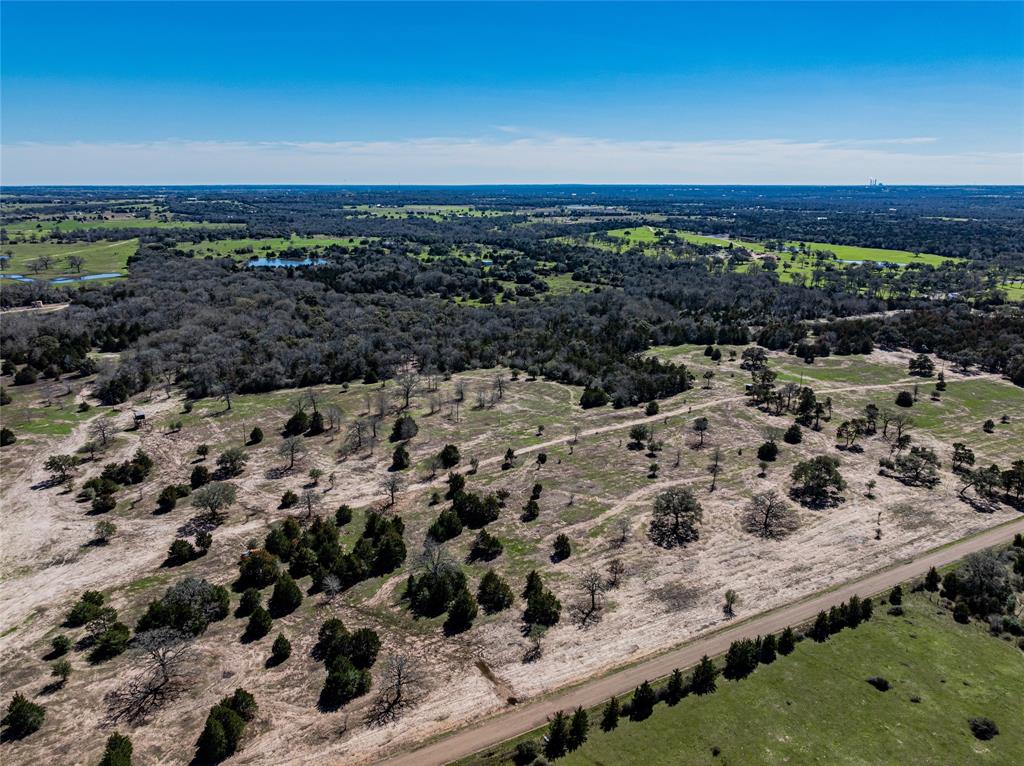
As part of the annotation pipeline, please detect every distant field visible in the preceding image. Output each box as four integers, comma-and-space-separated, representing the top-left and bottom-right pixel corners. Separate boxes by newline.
465, 593, 1024, 766
787, 241, 952, 266
344, 204, 503, 220
181, 235, 368, 260
1, 239, 136, 279
4, 218, 242, 234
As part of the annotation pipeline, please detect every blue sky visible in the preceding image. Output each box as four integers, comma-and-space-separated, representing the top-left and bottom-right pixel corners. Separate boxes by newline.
2, 1, 1022, 184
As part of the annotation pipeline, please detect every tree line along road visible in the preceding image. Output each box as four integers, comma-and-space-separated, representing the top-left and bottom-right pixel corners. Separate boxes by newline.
377, 516, 1024, 766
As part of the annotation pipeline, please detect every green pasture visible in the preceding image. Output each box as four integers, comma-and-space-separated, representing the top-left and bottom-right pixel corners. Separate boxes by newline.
462, 593, 1024, 766
180, 235, 367, 260
1, 239, 136, 279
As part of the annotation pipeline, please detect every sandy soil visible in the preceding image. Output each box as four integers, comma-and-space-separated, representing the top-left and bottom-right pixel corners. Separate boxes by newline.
0, 350, 1019, 766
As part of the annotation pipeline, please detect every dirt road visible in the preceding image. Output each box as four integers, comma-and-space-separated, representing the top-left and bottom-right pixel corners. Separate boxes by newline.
378, 516, 1024, 766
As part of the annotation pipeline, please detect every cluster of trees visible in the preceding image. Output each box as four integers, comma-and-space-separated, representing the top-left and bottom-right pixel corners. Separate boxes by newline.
927, 548, 1022, 632
252, 509, 406, 596
816, 308, 1024, 387
807, 595, 874, 642
315, 618, 381, 709
63, 590, 131, 662
195, 688, 257, 764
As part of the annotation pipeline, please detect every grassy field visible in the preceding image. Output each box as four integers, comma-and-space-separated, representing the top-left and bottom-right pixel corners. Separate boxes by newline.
344, 204, 503, 220
1, 239, 136, 280
464, 593, 1024, 766
180, 235, 367, 260
787, 241, 951, 266
4, 218, 242, 234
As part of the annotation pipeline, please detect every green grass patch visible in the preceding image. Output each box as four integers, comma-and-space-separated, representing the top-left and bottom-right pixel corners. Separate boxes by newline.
463, 593, 1024, 765
1, 239, 136, 279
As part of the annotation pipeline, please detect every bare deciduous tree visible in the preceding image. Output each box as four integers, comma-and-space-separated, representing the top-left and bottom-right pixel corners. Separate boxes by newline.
571, 569, 606, 628
742, 490, 800, 539
104, 629, 195, 725
89, 418, 116, 446
299, 488, 322, 521
381, 474, 402, 510
396, 371, 419, 410
606, 558, 626, 588
279, 436, 307, 470
321, 574, 343, 603
365, 655, 427, 727
611, 517, 632, 548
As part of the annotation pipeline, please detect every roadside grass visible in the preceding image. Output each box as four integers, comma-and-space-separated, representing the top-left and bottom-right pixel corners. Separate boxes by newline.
460, 593, 1024, 766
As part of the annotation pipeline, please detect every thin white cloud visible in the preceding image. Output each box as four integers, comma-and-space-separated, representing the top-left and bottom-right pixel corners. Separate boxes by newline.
1, 136, 1020, 185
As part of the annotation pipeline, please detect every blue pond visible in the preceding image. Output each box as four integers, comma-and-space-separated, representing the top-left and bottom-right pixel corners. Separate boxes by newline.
0, 272, 124, 284
248, 257, 326, 268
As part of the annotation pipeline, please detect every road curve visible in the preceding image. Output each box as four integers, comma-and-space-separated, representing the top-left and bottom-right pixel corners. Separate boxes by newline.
378, 515, 1024, 766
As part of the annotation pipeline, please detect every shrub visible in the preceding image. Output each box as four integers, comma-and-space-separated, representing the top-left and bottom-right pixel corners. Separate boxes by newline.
513, 740, 542, 766
866, 676, 891, 691
953, 602, 970, 623
279, 490, 298, 509
968, 717, 999, 740
469, 529, 503, 561
444, 589, 478, 634
249, 426, 263, 444
427, 508, 463, 543
895, 390, 914, 407
238, 588, 261, 616
439, 444, 461, 468
552, 533, 571, 561
14, 365, 39, 385
1, 693, 45, 739
783, 424, 802, 444
190, 465, 211, 489
269, 574, 302, 616
97, 732, 133, 766
390, 414, 418, 442
477, 570, 514, 613
271, 633, 292, 664
335, 504, 352, 526
778, 627, 796, 655
50, 634, 71, 657
888, 585, 903, 605
136, 577, 230, 635
246, 606, 273, 639
757, 440, 779, 462
0, 427, 14, 446
645, 401, 660, 416
390, 444, 410, 471
166, 538, 197, 566
580, 386, 609, 408
319, 657, 371, 709
630, 681, 656, 721
283, 409, 310, 436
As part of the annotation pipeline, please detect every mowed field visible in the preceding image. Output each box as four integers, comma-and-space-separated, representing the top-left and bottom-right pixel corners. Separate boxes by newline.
462, 592, 1024, 766
1, 240, 137, 280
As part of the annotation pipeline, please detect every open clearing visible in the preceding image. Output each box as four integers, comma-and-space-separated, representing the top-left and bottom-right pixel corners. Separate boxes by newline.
0, 348, 1021, 765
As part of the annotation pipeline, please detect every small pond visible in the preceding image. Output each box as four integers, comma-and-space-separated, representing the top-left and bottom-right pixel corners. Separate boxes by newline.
0, 272, 125, 284
247, 257, 326, 268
